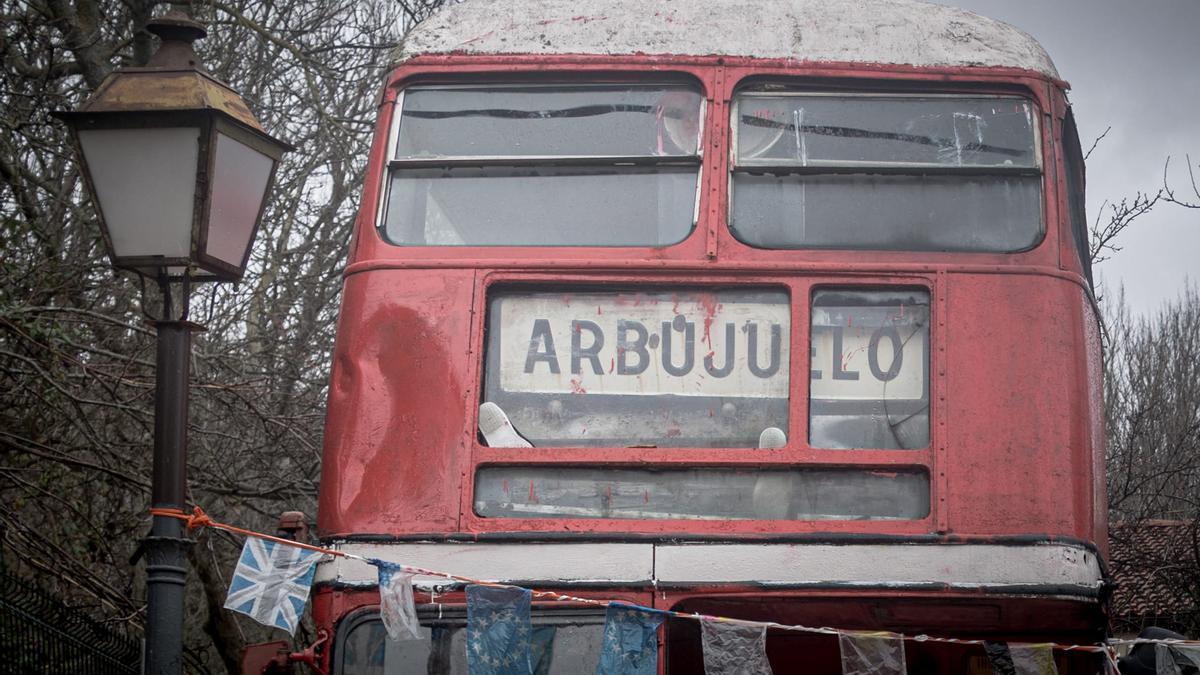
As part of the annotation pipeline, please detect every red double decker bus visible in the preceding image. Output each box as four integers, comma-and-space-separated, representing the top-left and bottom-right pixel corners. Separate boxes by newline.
310, 0, 1107, 671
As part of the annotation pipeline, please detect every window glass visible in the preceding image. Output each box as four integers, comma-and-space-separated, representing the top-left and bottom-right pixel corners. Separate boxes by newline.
810, 289, 930, 449
397, 86, 702, 158
381, 84, 703, 247
1061, 109, 1093, 288
338, 611, 605, 675
482, 289, 789, 448
730, 92, 1043, 252
735, 95, 1038, 167
383, 167, 696, 246
731, 174, 1041, 251
475, 466, 930, 520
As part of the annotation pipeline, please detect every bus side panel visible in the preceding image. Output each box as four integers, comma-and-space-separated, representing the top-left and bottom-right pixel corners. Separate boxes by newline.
1081, 291, 1107, 556
944, 273, 1095, 540
318, 269, 476, 536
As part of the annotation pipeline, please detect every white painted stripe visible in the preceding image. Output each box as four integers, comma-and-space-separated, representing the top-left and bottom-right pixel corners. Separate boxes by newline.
314, 543, 655, 587
316, 542, 1102, 590
653, 543, 1103, 587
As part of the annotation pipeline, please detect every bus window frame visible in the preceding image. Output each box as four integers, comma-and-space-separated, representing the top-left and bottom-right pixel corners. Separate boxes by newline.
808, 285, 933, 450
373, 78, 710, 249
461, 269, 940, 534
725, 86, 1047, 254
1059, 108, 1093, 290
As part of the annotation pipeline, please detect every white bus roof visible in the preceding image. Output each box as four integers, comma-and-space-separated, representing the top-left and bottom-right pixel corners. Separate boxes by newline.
395, 0, 1059, 79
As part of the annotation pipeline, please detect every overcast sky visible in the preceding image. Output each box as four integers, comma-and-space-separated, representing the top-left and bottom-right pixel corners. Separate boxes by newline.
932, 0, 1200, 313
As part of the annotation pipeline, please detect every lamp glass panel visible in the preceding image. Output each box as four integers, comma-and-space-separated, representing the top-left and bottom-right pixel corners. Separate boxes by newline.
205, 132, 274, 269
76, 127, 199, 259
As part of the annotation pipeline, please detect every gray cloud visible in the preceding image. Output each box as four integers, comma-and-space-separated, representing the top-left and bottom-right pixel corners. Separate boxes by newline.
933, 0, 1200, 312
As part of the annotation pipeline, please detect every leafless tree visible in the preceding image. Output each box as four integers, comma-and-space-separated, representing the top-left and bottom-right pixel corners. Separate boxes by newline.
1085, 128, 1200, 267
2, 0, 1196, 668
1104, 287, 1200, 523
0, 0, 442, 671
1103, 285, 1200, 636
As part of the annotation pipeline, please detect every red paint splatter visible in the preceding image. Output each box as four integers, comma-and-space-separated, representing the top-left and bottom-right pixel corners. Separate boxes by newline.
570, 379, 588, 394
606, 485, 613, 501
842, 343, 868, 368
528, 480, 538, 503
502, 479, 510, 494
643, 490, 650, 504
696, 293, 721, 347
608, 357, 615, 374
596, 305, 603, 315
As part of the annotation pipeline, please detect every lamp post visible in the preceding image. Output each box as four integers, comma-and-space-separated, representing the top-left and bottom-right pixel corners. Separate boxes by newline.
56, 10, 292, 674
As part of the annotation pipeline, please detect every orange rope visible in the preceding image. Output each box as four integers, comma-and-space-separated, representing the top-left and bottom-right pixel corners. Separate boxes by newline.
149, 506, 346, 557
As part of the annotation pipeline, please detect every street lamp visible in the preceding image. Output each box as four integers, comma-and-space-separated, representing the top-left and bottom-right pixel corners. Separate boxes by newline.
56, 10, 292, 674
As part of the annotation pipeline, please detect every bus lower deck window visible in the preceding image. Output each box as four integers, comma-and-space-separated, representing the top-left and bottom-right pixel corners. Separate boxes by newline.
339, 609, 606, 674
482, 288, 790, 448
810, 288, 931, 449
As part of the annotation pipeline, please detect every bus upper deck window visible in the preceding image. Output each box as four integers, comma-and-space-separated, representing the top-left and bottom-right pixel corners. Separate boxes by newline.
729, 92, 1043, 252
380, 84, 703, 247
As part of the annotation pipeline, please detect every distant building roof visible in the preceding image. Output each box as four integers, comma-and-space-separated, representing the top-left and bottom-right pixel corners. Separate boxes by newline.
395, 0, 1060, 78
1109, 520, 1200, 634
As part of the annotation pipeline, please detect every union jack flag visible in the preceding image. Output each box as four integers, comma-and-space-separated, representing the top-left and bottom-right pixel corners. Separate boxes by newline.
224, 537, 322, 634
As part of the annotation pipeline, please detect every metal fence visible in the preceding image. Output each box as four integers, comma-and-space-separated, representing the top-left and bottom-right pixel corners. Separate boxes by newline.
0, 571, 140, 674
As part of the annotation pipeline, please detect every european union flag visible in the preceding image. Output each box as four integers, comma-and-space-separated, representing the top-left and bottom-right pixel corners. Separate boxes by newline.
466, 585, 533, 674
595, 604, 665, 675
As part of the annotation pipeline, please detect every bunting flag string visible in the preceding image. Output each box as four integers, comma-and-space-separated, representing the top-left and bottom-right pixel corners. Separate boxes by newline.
151, 505, 1200, 671
1155, 643, 1200, 675
702, 620, 774, 674
985, 641, 1020, 675
467, 585, 534, 675
986, 642, 1059, 675
374, 559, 421, 641
595, 604, 666, 675
839, 631, 907, 675
222, 536, 322, 635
